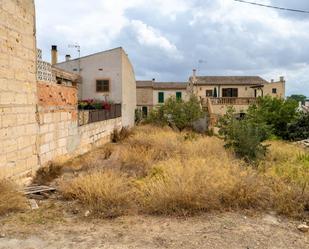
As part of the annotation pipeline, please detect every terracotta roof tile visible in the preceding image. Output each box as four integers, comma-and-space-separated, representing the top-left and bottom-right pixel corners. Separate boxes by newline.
136, 81, 187, 89
191, 76, 268, 85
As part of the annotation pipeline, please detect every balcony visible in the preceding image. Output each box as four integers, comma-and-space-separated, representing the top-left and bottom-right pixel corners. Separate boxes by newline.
78, 104, 121, 126
209, 97, 257, 105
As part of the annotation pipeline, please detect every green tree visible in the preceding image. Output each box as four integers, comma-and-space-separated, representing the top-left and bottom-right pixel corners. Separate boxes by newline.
288, 112, 309, 141
287, 94, 307, 105
147, 95, 204, 130
218, 107, 270, 163
246, 96, 299, 139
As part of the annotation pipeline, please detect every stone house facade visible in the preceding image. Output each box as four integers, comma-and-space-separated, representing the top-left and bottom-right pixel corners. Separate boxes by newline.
137, 73, 285, 118
136, 80, 188, 116
55, 47, 136, 127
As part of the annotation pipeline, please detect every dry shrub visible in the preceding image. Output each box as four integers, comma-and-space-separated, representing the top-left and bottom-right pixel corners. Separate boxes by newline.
61, 171, 133, 218
58, 125, 309, 218
61, 144, 115, 172
137, 157, 240, 215
0, 180, 27, 216
119, 125, 183, 177
33, 162, 63, 185
111, 127, 132, 143
138, 155, 309, 217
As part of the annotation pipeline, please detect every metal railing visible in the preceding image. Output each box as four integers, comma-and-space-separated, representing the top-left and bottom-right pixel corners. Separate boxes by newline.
78, 104, 121, 126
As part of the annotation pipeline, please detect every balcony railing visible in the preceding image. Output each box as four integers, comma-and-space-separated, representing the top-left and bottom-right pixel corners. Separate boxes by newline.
209, 97, 257, 105
78, 104, 121, 126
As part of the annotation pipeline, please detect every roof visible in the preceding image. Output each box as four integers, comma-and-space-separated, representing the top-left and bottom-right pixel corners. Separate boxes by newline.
191, 76, 269, 86
52, 66, 81, 82
136, 81, 187, 90
55, 47, 123, 65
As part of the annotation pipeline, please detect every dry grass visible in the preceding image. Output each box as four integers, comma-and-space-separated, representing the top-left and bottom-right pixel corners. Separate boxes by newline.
61, 170, 134, 218
59, 125, 309, 218
0, 180, 27, 216
33, 162, 63, 185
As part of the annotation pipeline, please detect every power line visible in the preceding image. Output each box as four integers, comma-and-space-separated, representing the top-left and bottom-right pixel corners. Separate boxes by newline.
234, 0, 309, 14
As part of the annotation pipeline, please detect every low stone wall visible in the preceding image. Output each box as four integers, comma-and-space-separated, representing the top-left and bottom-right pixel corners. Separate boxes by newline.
76, 118, 122, 155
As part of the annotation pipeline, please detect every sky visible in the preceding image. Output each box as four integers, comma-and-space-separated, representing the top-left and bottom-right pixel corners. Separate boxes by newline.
35, 0, 309, 96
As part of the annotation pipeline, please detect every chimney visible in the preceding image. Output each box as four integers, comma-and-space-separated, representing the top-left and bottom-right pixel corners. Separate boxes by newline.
280, 76, 285, 82
65, 54, 71, 62
51, 45, 58, 65
193, 69, 197, 77
192, 69, 197, 83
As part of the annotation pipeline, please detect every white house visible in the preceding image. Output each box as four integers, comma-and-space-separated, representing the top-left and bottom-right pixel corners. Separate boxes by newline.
54, 47, 136, 127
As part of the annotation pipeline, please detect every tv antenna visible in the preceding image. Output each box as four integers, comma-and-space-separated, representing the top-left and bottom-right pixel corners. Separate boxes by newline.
68, 44, 81, 73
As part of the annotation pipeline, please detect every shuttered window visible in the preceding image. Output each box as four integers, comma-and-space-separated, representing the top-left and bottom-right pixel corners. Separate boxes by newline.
96, 80, 110, 92
158, 92, 164, 103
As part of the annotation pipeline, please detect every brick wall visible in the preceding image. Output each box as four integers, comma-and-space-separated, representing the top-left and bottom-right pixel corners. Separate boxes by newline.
0, 0, 39, 178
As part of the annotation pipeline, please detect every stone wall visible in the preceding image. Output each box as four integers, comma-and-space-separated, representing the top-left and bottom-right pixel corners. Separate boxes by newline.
0, 0, 39, 178
0, 1, 123, 179
37, 81, 121, 166
37, 82, 78, 165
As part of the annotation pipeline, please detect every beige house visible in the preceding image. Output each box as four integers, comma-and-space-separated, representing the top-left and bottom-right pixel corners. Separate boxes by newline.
55, 47, 136, 127
189, 70, 285, 116
136, 80, 188, 116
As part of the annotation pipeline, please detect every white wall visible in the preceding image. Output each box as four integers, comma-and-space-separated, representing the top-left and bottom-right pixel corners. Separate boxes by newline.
56, 48, 123, 103
56, 47, 136, 127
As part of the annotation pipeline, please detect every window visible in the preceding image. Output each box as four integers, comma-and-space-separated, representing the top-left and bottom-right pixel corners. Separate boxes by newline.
158, 92, 164, 103
206, 90, 213, 97
176, 92, 182, 100
96, 79, 110, 92
222, 88, 238, 97
272, 88, 277, 94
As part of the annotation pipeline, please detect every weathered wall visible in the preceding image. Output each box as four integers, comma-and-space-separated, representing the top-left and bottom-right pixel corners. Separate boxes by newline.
153, 89, 188, 105
196, 85, 256, 98
37, 81, 122, 165
263, 81, 285, 98
77, 117, 122, 155
0, 0, 39, 178
137, 87, 153, 107
37, 82, 78, 165
55, 48, 123, 103
121, 49, 136, 127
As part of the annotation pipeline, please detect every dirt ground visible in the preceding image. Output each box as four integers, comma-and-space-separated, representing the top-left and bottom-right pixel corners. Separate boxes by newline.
0, 209, 308, 249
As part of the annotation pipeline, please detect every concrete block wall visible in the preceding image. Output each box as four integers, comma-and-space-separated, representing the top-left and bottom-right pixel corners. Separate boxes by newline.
76, 118, 122, 155
0, 0, 39, 178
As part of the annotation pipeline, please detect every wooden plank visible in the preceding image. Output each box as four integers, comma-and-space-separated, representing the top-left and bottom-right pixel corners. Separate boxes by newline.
23, 185, 56, 195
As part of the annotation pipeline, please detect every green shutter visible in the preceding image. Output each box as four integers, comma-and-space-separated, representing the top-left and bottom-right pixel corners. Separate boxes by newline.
176, 92, 182, 100
158, 92, 164, 103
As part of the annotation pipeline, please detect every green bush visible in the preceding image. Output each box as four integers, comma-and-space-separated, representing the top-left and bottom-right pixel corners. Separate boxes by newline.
288, 112, 309, 141
146, 95, 204, 131
219, 107, 270, 163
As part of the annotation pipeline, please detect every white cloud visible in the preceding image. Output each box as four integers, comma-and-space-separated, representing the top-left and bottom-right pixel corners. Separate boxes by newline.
130, 20, 182, 59
35, 0, 309, 95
